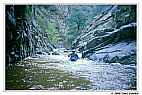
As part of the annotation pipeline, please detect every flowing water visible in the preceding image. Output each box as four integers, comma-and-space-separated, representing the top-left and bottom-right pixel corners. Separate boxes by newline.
6, 54, 136, 90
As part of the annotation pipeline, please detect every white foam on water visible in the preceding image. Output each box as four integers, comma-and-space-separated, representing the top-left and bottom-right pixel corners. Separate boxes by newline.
29, 54, 136, 90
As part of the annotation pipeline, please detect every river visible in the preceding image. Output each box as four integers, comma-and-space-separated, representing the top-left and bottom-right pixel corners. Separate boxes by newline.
6, 53, 136, 90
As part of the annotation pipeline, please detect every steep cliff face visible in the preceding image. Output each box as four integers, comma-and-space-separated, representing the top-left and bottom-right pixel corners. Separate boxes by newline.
6, 5, 54, 64
73, 5, 136, 64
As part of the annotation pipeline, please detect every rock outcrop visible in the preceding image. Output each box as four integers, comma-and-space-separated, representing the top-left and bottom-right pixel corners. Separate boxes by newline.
73, 5, 136, 64
6, 5, 54, 64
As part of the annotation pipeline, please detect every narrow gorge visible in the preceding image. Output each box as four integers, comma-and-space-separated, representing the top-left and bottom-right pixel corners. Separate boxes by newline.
6, 5, 137, 90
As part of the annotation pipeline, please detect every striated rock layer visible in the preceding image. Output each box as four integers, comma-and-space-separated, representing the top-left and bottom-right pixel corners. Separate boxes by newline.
73, 5, 136, 64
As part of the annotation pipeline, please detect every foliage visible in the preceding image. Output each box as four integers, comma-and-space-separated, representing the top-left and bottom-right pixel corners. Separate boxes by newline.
47, 22, 60, 44
35, 6, 61, 45
25, 5, 33, 18
66, 5, 111, 47
34, 5, 133, 48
